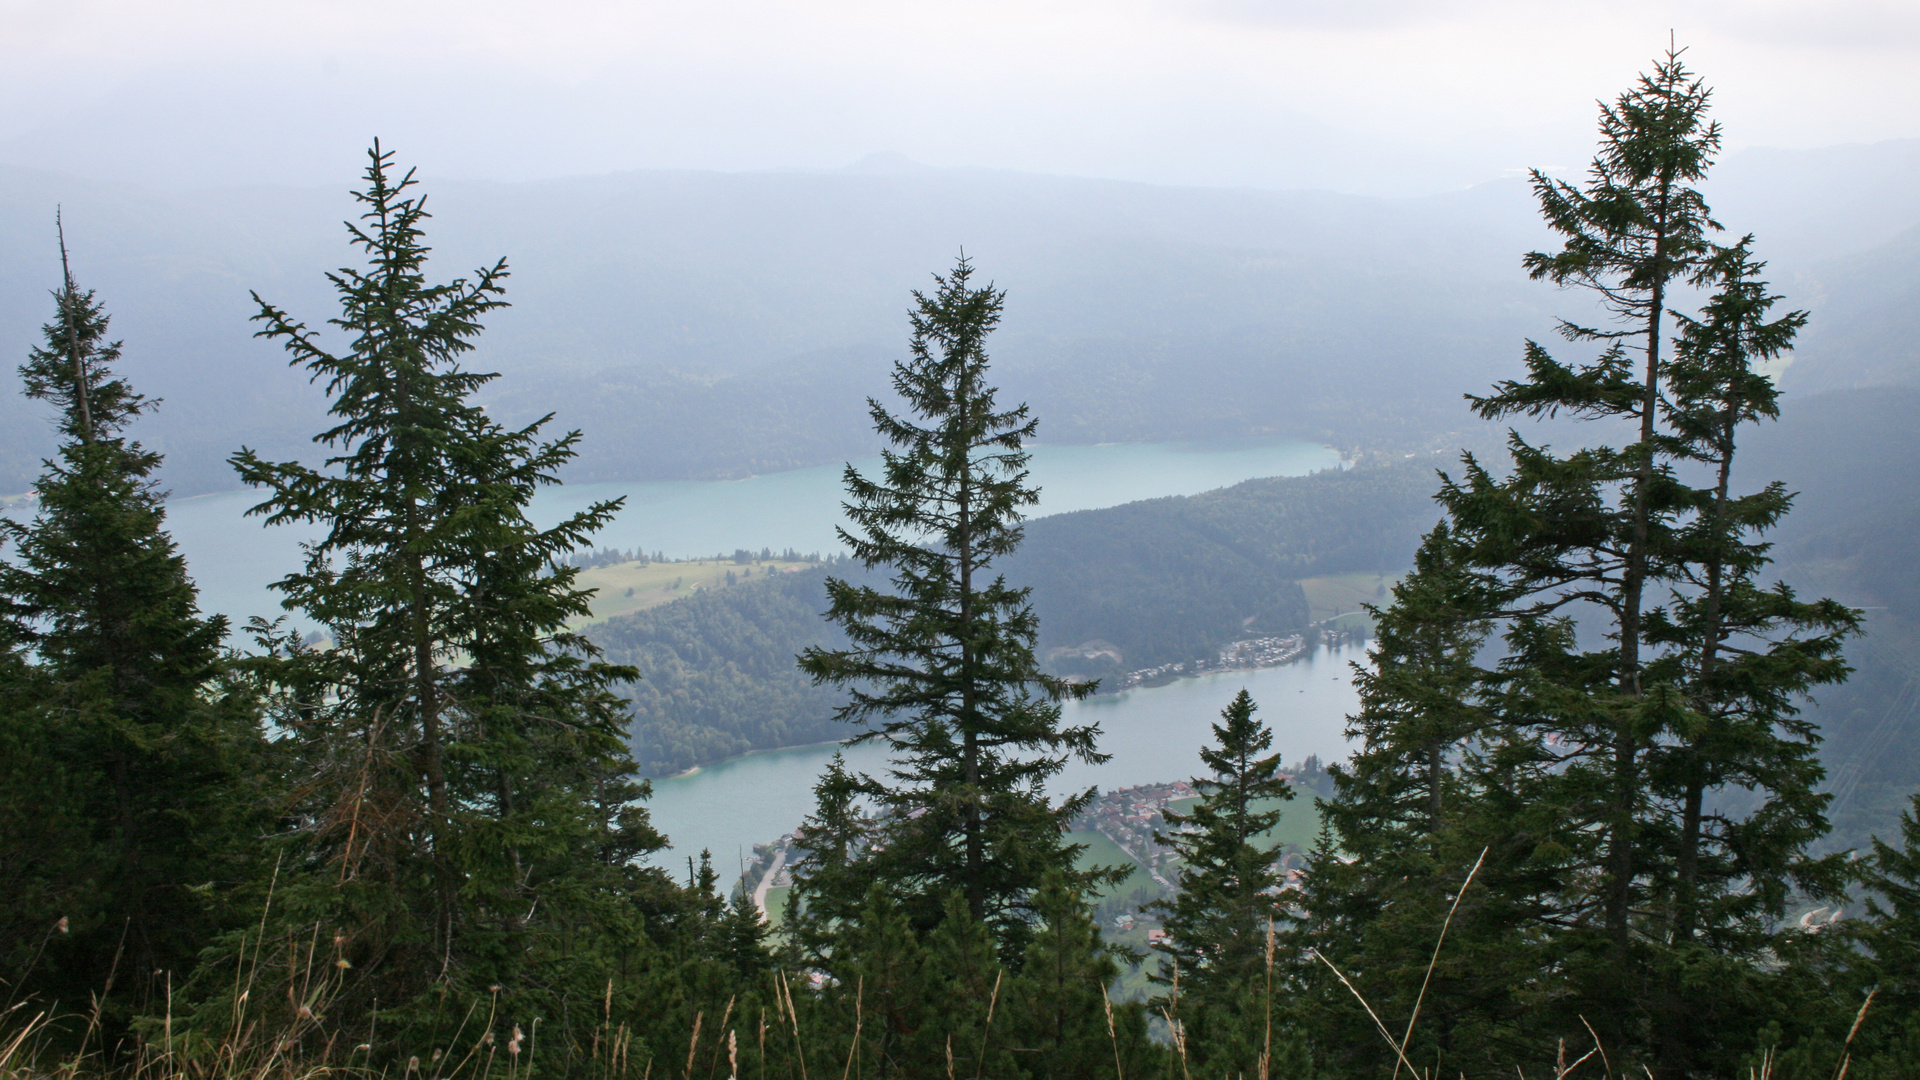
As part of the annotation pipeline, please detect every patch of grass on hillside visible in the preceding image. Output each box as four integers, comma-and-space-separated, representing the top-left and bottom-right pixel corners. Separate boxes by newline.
1164, 794, 1321, 852
1299, 571, 1400, 629
1069, 828, 1155, 897
764, 884, 793, 930
571, 558, 816, 626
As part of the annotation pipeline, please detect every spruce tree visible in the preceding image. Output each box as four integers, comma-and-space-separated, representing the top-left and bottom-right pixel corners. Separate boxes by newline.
1635, 239, 1855, 1073
1004, 873, 1151, 1079
1149, 689, 1294, 1076
0, 226, 259, 1015
224, 144, 655, 1052
1301, 49, 1856, 1078
1294, 531, 1541, 1076
784, 752, 871, 965
797, 255, 1110, 954
1834, 794, 1920, 1076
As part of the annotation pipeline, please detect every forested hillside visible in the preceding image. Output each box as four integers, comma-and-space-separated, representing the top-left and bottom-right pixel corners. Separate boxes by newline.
592, 461, 1440, 774
1008, 462, 1441, 677
590, 565, 849, 772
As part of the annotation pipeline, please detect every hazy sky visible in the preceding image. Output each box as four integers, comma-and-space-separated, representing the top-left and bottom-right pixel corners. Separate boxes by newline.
2, 0, 1915, 194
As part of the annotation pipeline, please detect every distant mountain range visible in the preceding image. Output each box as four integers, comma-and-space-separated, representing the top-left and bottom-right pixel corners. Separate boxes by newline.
3, 139, 1917, 495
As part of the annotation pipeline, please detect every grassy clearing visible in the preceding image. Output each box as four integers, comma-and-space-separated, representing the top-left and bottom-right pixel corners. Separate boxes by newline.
569, 558, 816, 626
1069, 828, 1156, 897
1163, 795, 1321, 854
1299, 571, 1400, 629
764, 884, 793, 929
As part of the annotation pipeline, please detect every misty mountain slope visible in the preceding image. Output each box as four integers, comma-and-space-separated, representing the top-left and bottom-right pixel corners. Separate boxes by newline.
1740, 386, 1920, 848
1775, 224, 1920, 395
7, 141, 1916, 496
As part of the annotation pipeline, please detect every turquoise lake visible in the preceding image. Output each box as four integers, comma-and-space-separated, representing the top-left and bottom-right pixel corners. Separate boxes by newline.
156, 437, 1341, 630
648, 642, 1364, 872
28, 435, 1365, 866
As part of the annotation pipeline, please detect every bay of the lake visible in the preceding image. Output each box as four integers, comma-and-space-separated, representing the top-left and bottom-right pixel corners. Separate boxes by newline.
647, 642, 1365, 870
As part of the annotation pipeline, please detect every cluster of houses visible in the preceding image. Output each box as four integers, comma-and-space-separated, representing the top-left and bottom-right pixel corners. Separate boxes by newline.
1114, 632, 1310, 690
1072, 781, 1199, 894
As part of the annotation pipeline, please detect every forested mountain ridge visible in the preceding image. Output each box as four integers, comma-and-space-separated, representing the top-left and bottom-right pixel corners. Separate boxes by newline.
1007, 463, 1442, 676
590, 461, 1441, 774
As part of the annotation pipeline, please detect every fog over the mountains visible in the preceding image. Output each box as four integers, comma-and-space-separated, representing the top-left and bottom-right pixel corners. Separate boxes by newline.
5, 1, 1917, 193
2, 137, 1918, 496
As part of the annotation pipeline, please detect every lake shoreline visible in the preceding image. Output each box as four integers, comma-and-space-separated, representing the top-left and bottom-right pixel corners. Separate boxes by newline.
642, 643, 1366, 864
654, 736, 856, 780
649, 635, 1371, 781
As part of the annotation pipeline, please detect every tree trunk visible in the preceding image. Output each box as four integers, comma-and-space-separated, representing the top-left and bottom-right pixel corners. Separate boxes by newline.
957, 369, 985, 925
1605, 177, 1673, 948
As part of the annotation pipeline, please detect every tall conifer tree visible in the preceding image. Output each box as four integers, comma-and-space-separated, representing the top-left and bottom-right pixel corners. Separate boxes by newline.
798, 256, 1111, 955
1302, 49, 1856, 1078
228, 145, 657, 1050
1149, 689, 1295, 1077
0, 223, 257, 1015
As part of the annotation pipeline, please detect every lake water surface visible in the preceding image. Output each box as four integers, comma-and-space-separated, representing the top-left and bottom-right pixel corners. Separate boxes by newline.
647, 642, 1365, 869
156, 437, 1341, 629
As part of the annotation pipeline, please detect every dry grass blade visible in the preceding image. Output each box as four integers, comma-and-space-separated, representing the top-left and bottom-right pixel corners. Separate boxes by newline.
1310, 948, 1423, 1080
1392, 847, 1486, 1080
686, 1010, 704, 1080
1831, 988, 1875, 1080
1159, 1007, 1191, 1080
971, 969, 1002, 1080
0, 1011, 48, 1076
1577, 1015, 1610, 1079
1553, 1044, 1597, 1079
1262, 914, 1276, 1080
841, 976, 863, 1080
777, 973, 809, 1080
1102, 987, 1124, 1080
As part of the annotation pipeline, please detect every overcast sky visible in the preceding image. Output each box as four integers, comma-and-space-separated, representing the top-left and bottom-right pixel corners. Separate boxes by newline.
1, 0, 1915, 195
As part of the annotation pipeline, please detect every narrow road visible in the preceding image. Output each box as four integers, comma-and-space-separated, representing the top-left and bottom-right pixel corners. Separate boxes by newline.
752, 846, 789, 921
1097, 824, 1174, 891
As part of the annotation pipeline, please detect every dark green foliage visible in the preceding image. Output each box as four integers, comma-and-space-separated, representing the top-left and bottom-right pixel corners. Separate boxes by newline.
774, 260, 1149, 1079
215, 144, 664, 1056
0, 243, 263, 1020
792, 882, 1152, 1080
1149, 689, 1293, 1074
1854, 795, 1920, 1052
1294, 531, 1537, 1076
1737, 797, 1920, 1080
797, 256, 1110, 950
1299, 50, 1857, 1079
1002, 874, 1153, 1080
783, 753, 871, 965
